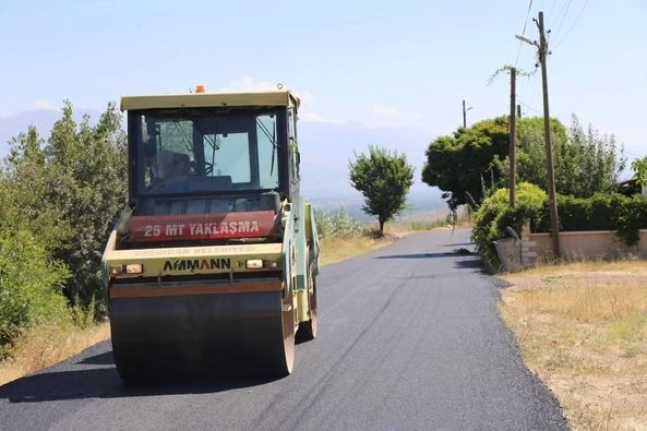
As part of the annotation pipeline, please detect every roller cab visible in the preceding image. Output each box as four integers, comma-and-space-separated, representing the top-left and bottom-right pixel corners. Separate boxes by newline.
102, 88, 319, 381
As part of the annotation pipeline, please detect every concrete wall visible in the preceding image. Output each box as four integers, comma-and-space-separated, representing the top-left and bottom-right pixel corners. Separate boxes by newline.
494, 229, 647, 272
529, 229, 647, 262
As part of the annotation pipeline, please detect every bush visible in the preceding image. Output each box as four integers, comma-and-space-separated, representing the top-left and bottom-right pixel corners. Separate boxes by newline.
472, 183, 547, 268
0, 229, 69, 356
617, 196, 647, 245
314, 209, 363, 239
533, 193, 645, 238
474, 184, 647, 270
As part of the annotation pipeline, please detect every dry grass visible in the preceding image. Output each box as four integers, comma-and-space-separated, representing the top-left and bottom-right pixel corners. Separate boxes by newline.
0, 321, 109, 387
320, 229, 403, 266
500, 261, 647, 430
319, 223, 451, 266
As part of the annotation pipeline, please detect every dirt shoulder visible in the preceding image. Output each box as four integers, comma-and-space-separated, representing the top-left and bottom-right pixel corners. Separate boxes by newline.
499, 261, 647, 430
319, 230, 407, 266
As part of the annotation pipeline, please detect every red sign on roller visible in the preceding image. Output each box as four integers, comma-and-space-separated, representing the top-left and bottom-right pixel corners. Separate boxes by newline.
128, 211, 276, 242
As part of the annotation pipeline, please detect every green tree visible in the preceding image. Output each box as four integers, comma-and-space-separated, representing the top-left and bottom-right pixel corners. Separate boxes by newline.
4, 101, 127, 316
632, 157, 647, 188
422, 118, 515, 210
424, 115, 623, 211
497, 115, 624, 197
44, 102, 128, 314
349, 146, 414, 235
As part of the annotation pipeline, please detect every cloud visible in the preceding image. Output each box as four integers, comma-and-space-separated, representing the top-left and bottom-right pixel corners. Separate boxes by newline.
32, 99, 57, 111
363, 103, 424, 129
220, 76, 333, 124
219, 76, 279, 93
219, 76, 426, 130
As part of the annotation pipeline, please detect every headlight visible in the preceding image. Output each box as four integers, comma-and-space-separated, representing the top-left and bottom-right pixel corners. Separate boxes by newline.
125, 263, 144, 274
245, 259, 264, 269
110, 264, 144, 275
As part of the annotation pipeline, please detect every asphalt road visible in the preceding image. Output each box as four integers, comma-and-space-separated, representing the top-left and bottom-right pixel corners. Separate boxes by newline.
0, 229, 567, 431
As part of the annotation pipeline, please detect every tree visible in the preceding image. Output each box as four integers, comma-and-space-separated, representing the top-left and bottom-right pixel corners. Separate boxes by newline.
632, 157, 647, 191
4, 101, 127, 316
497, 115, 625, 197
422, 118, 512, 210
349, 146, 414, 235
424, 115, 622, 211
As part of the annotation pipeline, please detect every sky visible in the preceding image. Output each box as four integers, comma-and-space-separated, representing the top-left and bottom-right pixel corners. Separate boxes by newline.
0, 0, 645, 200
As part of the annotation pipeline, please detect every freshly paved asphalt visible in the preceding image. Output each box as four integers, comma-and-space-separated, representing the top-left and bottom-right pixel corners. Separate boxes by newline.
0, 229, 567, 431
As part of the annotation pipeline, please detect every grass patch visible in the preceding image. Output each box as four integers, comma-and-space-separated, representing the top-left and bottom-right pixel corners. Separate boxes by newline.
500, 261, 647, 430
403, 218, 449, 232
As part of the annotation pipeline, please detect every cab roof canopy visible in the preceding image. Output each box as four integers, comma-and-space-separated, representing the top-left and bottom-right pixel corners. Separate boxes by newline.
120, 90, 300, 112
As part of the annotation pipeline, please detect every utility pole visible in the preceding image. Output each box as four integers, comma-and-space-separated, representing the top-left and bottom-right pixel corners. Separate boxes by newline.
537, 11, 561, 258
462, 100, 473, 129
516, 11, 561, 258
517, 104, 522, 119
509, 67, 517, 208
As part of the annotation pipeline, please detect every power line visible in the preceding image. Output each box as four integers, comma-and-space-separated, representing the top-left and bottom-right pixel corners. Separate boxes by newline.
546, 0, 559, 23
552, 0, 573, 40
514, 0, 534, 67
554, 0, 590, 48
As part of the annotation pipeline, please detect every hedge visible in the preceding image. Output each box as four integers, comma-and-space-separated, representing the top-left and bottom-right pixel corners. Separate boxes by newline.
473, 183, 647, 270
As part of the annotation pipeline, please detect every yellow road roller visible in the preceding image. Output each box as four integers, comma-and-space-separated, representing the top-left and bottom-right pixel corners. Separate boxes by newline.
101, 87, 319, 381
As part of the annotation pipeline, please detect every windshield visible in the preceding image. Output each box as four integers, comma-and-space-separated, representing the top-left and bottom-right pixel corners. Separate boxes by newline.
132, 109, 283, 196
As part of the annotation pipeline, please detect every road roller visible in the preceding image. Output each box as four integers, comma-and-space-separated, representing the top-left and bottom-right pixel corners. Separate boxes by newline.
101, 87, 319, 381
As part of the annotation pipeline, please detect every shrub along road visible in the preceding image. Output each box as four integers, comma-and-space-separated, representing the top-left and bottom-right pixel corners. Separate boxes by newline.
0, 229, 566, 431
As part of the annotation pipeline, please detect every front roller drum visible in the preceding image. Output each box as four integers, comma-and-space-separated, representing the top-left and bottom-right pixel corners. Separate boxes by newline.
109, 282, 295, 382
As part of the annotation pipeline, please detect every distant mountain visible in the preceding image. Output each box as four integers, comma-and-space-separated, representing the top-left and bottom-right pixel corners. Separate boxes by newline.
0, 110, 446, 216
0, 110, 60, 152
299, 121, 444, 213
0, 109, 99, 156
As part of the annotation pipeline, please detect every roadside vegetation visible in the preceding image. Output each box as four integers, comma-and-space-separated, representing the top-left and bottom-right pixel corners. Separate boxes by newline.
0, 102, 126, 384
472, 182, 647, 270
500, 261, 647, 430
422, 115, 626, 211
315, 209, 449, 266
421, 114, 646, 271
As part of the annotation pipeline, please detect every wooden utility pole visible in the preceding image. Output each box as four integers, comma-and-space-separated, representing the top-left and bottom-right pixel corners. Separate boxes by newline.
509, 67, 517, 208
515, 11, 561, 258
537, 11, 561, 258
517, 104, 522, 119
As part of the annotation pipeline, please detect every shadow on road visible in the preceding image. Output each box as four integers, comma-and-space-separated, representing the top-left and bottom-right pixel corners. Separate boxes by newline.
376, 251, 459, 259
0, 354, 282, 403
80, 351, 113, 365
443, 242, 474, 248
376, 250, 484, 273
